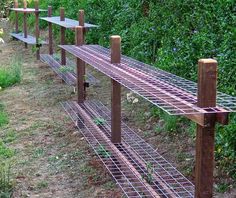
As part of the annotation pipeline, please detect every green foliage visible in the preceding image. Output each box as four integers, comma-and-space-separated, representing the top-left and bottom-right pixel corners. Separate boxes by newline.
96, 145, 111, 158
0, 105, 8, 128
0, 140, 15, 159
93, 117, 106, 126
0, 164, 12, 198
0, 57, 22, 89
58, 66, 74, 73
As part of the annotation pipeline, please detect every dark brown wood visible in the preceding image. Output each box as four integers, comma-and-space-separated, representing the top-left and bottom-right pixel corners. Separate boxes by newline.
76, 26, 85, 103
14, 0, 19, 33
195, 59, 217, 198
111, 36, 121, 143
60, 8, 66, 65
23, 13, 27, 48
35, 0, 40, 60
79, 10, 85, 26
48, 6, 53, 55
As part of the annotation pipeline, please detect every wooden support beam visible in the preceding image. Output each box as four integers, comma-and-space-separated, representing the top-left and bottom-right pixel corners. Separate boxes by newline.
48, 6, 53, 55
78, 10, 85, 43
23, 0, 28, 48
111, 36, 121, 144
60, 7, 66, 65
195, 59, 217, 198
75, 26, 85, 103
34, 0, 40, 60
14, 0, 19, 33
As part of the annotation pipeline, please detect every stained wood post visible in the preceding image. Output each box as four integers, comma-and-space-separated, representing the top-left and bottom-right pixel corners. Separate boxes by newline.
48, 6, 53, 55
60, 7, 66, 65
75, 26, 85, 103
111, 36, 121, 143
23, 0, 27, 48
14, 0, 19, 33
35, 0, 40, 60
78, 10, 85, 43
195, 59, 217, 198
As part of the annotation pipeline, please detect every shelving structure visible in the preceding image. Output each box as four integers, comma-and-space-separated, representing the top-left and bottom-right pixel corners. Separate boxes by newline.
60, 27, 236, 198
40, 7, 99, 87
10, 0, 47, 59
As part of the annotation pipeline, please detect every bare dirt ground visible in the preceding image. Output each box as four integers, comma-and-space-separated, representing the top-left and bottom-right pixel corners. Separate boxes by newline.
0, 19, 235, 198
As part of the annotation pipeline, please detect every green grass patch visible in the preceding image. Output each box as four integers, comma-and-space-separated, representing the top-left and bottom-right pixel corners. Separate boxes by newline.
0, 57, 22, 89
0, 164, 13, 198
0, 104, 8, 128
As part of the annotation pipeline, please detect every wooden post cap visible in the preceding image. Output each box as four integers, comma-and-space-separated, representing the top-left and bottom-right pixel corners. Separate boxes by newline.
75, 26, 84, 46
60, 7, 65, 21
110, 35, 121, 64
198, 59, 217, 64
34, 0, 39, 10
48, 6, 52, 17
23, 0, 27, 9
79, 10, 85, 26
14, 0, 18, 8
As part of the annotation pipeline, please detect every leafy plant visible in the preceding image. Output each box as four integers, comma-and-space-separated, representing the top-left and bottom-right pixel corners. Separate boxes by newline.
0, 57, 22, 88
0, 164, 12, 198
93, 117, 106, 126
96, 145, 111, 158
58, 66, 74, 73
144, 162, 154, 184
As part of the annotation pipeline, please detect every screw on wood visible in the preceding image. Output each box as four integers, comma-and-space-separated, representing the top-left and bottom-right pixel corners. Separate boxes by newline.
110, 35, 121, 143
195, 59, 217, 198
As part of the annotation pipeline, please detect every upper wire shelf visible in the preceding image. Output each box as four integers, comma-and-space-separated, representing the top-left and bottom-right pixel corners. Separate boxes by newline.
40, 16, 98, 29
59, 44, 236, 115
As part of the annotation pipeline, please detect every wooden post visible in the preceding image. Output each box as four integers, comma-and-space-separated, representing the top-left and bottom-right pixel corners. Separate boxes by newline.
48, 6, 53, 55
23, 0, 27, 48
195, 59, 217, 198
75, 26, 85, 103
14, 0, 19, 33
60, 7, 66, 65
35, 0, 40, 60
79, 10, 85, 43
111, 36, 121, 143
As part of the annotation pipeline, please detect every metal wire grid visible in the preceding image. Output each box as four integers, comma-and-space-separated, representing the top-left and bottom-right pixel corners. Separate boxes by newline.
40, 54, 75, 86
10, 8, 47, 13
62, 100, 194, 197
40, 54, 99, 86
10, 32, 47, 45
40, 16, 98, 29
60, 45, 232, 115
88, 45, 236, 113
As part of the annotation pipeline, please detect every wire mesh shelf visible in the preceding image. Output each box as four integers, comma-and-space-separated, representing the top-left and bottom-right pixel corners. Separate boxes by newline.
62, 100, 195, 198
60, 45, 236, 115
40, 16, 98, 29
10, 8, 47, 13
40, 54, 99, 86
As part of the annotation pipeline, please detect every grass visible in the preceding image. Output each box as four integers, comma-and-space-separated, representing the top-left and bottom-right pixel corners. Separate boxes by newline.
0, 56, 22, 89
0, 104, 8, 128
0, 164, 12, 198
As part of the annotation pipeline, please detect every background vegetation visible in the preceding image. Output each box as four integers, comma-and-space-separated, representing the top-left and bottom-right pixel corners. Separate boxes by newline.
7, 0, 236, 188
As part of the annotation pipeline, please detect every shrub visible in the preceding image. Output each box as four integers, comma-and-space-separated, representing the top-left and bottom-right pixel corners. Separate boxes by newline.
0, 57, 22, 89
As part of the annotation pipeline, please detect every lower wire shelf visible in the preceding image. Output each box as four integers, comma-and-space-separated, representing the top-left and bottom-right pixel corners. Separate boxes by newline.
10, 32, 47, 45
40, 54, 99, 86
61, 100, 194, 198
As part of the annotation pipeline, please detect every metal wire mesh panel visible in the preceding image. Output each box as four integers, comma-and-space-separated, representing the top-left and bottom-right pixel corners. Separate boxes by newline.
40, 16, 98, 29
60, 45, 236, 115
62, 100, 195, 198
10, 8, 46, 13
40, 54, 99, 86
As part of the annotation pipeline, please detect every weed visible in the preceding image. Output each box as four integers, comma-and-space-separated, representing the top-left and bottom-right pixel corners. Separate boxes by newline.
96, 145, 111, 158
0, 56, 22, 88
0, 164, 13, 197
58, 66, 74, 73
216, 182, 230, 193
144, 162, 154, 184
93, 117, 106, 126
3, 131, 17, 144
32, 148, 44, 159
0, 140, 15, 159
0, 111, 8, 128
37, 181, 48, 189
